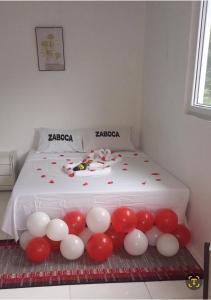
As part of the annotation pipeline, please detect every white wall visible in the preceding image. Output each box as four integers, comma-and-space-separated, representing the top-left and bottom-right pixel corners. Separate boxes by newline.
142, 0, 211, 264
0, 2, 145, 166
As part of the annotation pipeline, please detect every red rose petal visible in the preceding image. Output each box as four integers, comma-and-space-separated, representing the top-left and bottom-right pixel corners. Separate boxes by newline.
51, 161, 57, 165
122, 168, 128, 171
123, 163, 128, 166
134, 153, 138, 156
142, 181, 146, 185
36, 168, 42, 171
49, 180, 55, 184
60, 154, 64, 157
156, 178, 161, 181
151, 172, 160, 176
118, 154, 122, 157
107, 181, 113, 184
83, 182, 88, 186
144, 160, 149, 163
41, 175, 46, 178
69, 173, 74, 177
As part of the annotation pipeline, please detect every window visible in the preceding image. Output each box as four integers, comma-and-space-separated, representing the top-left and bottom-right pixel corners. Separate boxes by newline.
186, 1, 211, 120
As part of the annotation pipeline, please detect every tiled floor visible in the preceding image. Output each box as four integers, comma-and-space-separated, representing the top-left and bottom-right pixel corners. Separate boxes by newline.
0, 281, 204, 299
0, 193, 208, 299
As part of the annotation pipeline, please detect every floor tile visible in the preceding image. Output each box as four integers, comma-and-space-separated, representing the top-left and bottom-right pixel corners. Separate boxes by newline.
145, 280, 203, 299
0, 285, 70, 299
70, 282, 151, 299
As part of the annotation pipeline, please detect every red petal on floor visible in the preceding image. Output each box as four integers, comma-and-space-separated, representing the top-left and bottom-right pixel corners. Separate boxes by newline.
51, 162, 57, 165
107, 181, 113, 184
83, 182, 88, 186
118, 154, 122, 157
123, 163, 128, 166
60, 154, 64, 157
122, 168, 128, 171
144, 160, 149, 163
142, 181, 146, 185
49, 180, 55, 184
134, 153, 138, 156
41, 175, 46, 178
36, 168, 42, 171
156, 178, 161, 181
151, 172, 160, 176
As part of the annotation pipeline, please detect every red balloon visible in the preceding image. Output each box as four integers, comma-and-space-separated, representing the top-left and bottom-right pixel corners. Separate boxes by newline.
136, 210, 154, 232
26, 237, 51, 263
106, 226, 125, 251
86, 233, 113, 262
63, 211, 86, 235
173, 224, 191, 247
155, 209, 178, 233
45, 236, 60, 252
112, 207, 137, 233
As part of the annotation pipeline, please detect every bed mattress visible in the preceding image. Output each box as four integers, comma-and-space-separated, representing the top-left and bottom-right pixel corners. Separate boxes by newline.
1, 151, 189, 240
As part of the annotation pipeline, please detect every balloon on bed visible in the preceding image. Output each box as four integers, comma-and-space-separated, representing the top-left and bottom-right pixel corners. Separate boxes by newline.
20, 207, 191, 263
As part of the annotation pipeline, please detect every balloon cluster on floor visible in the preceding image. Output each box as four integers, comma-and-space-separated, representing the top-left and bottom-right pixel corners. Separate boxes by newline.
20, 207, 191, 263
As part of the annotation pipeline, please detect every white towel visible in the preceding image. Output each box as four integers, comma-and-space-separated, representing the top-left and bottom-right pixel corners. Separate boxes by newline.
63, 149, 121, 177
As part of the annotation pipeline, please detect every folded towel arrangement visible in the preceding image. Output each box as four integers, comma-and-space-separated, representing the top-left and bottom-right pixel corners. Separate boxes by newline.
63, 149, 121, 177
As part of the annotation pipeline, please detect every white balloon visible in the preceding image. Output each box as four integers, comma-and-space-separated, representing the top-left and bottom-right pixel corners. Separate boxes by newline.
79, 228, 93, 245
156, 234, 179, 257
26, 212, 50, 237
146, 226, 162, 246
60, 234, 84, 260
124, 229, 148, 256
86, 207, 111, 233
19, 231, 34, 250
46, 219, 69, 241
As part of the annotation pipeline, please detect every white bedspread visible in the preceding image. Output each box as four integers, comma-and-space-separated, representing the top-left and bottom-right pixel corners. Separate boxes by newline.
1, 151, 189, 240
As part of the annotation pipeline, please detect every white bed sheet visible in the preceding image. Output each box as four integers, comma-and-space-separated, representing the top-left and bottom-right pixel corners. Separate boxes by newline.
1, 151, 189, 240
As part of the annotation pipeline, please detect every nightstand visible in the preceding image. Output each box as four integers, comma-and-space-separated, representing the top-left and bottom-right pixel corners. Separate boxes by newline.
0, 151, 16, 191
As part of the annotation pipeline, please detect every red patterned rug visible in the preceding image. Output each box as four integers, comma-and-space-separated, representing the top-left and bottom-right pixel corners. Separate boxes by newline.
0, 240, 203, 289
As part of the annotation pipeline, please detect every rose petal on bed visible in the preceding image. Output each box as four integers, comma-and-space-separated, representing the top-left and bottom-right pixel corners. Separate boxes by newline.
151, 172, 160, 176
83, 182, 88, 186
36, 168, 42, 171
123, 163, 128, 166
144, 160, 149, 163
122, 168, 128, 171
107, 181, 113, 184
60, 154, 64, 157
156, 178, 161, 181
41, 175, 46, 178
118, 154, 122, 157
142, 181, 146, 185
51, 161, 57, 165
49, 180, 55, 184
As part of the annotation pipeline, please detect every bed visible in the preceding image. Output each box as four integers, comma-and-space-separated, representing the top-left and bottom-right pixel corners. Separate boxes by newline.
1, 150, 189, 241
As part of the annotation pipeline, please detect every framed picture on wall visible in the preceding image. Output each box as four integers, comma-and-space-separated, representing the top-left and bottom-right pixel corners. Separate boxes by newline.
35, 27, 65, 71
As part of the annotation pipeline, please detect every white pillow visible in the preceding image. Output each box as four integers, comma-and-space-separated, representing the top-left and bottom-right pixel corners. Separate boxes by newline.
82, 127, 135, 152
37, 128, 83, 153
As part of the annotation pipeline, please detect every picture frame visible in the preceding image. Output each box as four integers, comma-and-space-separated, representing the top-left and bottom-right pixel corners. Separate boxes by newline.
35, 27, 65, 71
